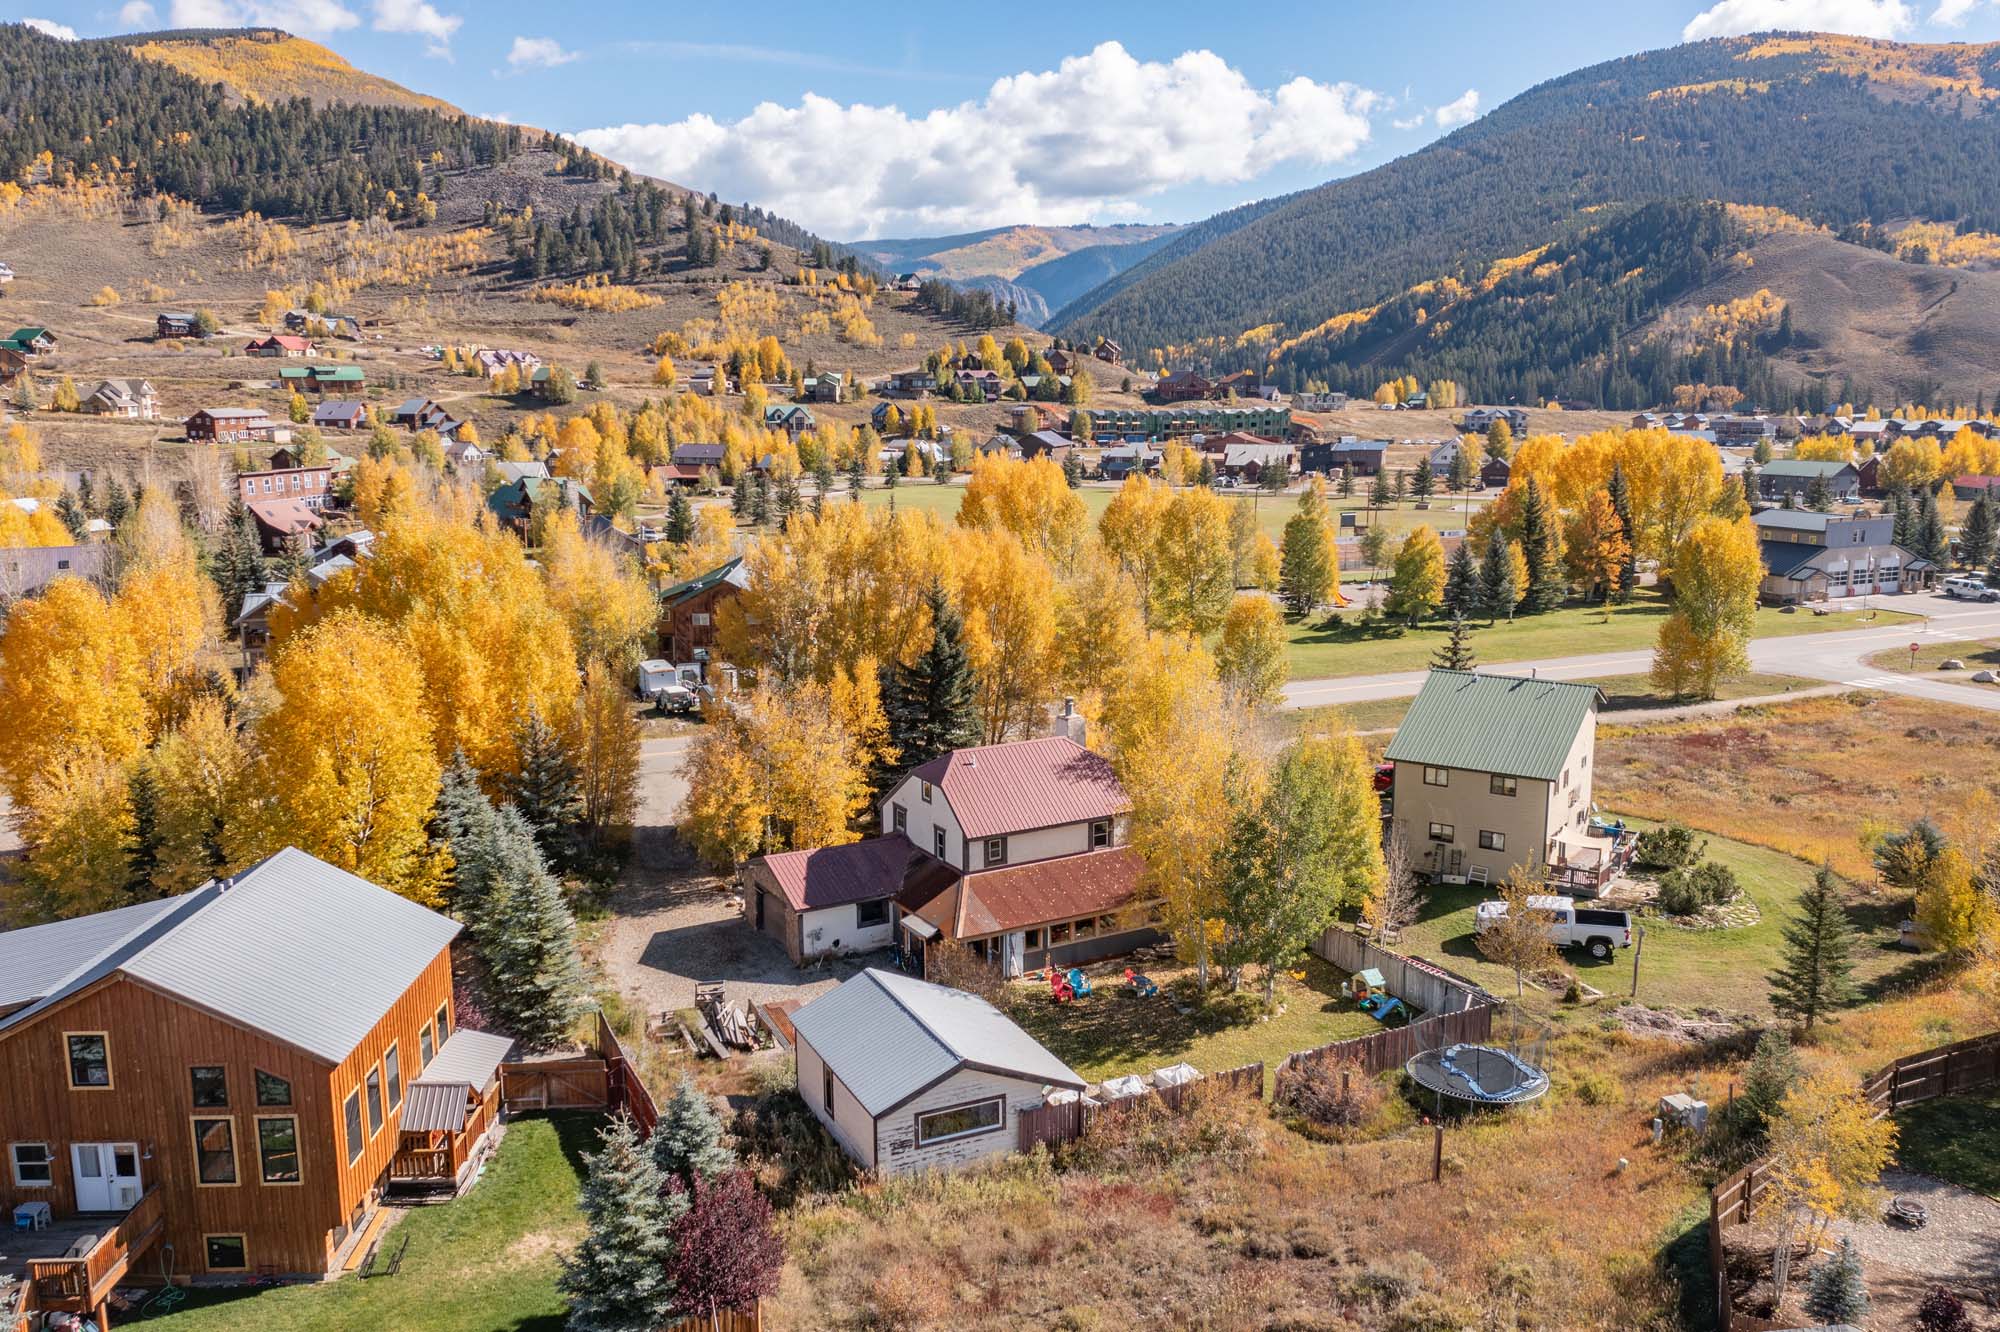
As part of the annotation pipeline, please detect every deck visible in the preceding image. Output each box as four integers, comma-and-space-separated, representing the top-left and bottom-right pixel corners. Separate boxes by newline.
4, 1186, 164, 1328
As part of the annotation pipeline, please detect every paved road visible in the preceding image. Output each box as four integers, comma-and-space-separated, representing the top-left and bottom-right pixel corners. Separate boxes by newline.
637, 734, 697, 833
1283, 593, 2000, 713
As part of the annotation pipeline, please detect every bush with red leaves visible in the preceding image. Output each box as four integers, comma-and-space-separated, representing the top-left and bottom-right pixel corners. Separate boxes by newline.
666, 1169, 784, 1317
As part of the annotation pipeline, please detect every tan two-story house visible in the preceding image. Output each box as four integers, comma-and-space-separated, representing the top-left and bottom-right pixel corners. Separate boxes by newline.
1385, 670, 1616, 891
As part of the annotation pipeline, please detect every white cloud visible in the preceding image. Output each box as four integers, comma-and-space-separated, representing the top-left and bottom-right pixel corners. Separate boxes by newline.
168, 0, 360, 33
1435, 88, 1481, 127
371, 0, 459, 56
1392, 113, 1427, 130
1932, 0, 1979, 22
21, 16, 78, 38
575, 41, 1383, 239
505, 36, 579, 70
1682, 0, 1913, 40
119, 0, 159, 24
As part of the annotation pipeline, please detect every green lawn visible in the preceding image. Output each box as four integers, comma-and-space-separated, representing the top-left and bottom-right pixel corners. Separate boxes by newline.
1297, 671, 1828, 735
1010, 954, 1384, 1095
1285, 590, 1915, 679
1894, 1088, 2000, 1198
144, 1115, 593, 1332
1390, 824, 1917, 1018
1861, 637, 2000, 676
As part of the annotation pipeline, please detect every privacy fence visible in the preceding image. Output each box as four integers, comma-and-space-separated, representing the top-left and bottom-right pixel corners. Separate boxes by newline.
1015, 1061, 1265, 1151
1311, 926, 1495, 1015
498, 1009, 662, 1137
1707, 1030, 2000, 1332
1276, 1005, 1497, 1084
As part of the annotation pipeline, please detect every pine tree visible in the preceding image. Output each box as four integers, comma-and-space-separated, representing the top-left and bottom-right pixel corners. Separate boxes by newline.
751, 469, 775, 520
1431, 614, 1477, 671
1741, 466, 1758, 511
509, 710, 583, 874
882, 581, 980, 784
1736, 1028, 1803, 1138
103, 477, 131, 528
664, 488, 693, 545
729, 478, 750, 520
1957, 495, 1996, 572
54, 491, 85, 539
1279, 508, 1335, 615
1889, 488, 1912, 548
1369, 468, 1395, 509
558, 1114, 679, 1332
1519, 477, 1563, 613
213, 501, 268, 621
1769, 864, 1858, 1034
124, 761, 162, 900
1606, 463, 1637, 602
1061, 450, 1082, 489
1804, 470, 1833, 512
1914, 490, 1948, 568
1410, 457, 1434, 500
1804, 1236, 1869, 1325
1442, 540, 1479, 618
1478, 531, 1519, 623
435, 750, 495, 913
652, 1076, 737, 1188
479, 806, 587, 1051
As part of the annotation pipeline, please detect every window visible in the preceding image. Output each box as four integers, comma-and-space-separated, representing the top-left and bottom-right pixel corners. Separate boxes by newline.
1489, 774, 1517, 797
344, 1090, 364, 1165
822, 1062, 835, 1112
1090, 819, 1111, 849
1049, 921, 1071, 945
984, 837, 1007, 867
1422, 766, 1448, 787
419, 1024, 435, 1069
365, 1067, 385, 1137
192, 1118, 237, 1186
191, 1065, 228, 1108
255, 1070, 292, 1107
892, 804, 908, 833
204, 1235, 247, 1272
65, 1033, 111, 1089
1024, 928, 1042, 949
856, 900, 888, 928
257, 1117, 300, 1184
384, 1045, 403, 1112
10, 1143, 51, 1187
435, 1003, 450, 1042
1427, 822, 1455, 843
1074, 917, 1097, 940
915, 1098, 1004, 1145
1097, 915, 1119, 935
933, 827, 947, 859
1478, 830, 1506, 851
920, 781, 933, 804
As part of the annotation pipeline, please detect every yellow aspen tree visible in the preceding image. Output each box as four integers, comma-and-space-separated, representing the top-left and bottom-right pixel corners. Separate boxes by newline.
954, 526, 1059, 743
1052, 553, 1146, 699
957, 453, 1088, 570
1215, 594, 1289, 708
572, 658, 642, 845
0, 577, 147, 807
1652, 515, 1761, 700
1562, 489, 1631, 603
540, 507, 656, 670
1149, 486, 1235, 635
11, 752, 135, 920
1386, 525, 1446, 623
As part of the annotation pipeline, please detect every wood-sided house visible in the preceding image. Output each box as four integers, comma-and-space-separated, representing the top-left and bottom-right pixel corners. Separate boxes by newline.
0, 848, 510, 1324
792, 968, 1084, 1177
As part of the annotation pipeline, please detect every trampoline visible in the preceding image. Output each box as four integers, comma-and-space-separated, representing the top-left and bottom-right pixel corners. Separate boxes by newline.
1405, 1042, 1550, 1106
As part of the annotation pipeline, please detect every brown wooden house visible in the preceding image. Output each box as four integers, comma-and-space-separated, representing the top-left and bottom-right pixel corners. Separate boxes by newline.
0, 849, 509, 1325
658, 555, 748, 672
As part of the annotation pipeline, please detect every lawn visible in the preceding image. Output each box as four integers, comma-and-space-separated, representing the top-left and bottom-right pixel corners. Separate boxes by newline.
1010, 953, 1382, 1094
1390, 824, 1919, 1019
1296, 670, 1828, 735
1861, 637, 2000, 676
145, 1115, 594, 1332
1284, 589, 1916, 679
1894, 1088, 2000, 1198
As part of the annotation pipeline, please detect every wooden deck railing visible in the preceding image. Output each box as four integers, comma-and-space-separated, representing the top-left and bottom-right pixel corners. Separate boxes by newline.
27, 1183, 164, 1310
390, 1147, 451, 1180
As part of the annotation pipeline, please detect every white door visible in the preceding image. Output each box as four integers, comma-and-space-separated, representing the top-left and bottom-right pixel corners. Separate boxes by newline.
70, 1143, 142, 1211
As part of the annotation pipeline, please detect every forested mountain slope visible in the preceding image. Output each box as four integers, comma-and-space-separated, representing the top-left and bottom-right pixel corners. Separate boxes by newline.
1054, 33, 2000, 390
115, 27, 458, 112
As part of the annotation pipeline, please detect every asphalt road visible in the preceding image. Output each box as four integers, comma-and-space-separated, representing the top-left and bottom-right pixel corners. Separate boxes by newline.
1282, 591, 2000, 713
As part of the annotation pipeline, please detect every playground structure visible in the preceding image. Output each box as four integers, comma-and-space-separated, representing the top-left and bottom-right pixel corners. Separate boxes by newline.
1347, 967, 1410, 1024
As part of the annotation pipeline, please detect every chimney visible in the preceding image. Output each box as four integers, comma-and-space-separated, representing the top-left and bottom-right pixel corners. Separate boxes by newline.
1050, 697, 1087, 746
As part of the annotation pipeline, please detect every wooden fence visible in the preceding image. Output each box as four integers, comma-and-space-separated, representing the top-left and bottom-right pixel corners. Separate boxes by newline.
501, 1057, 609, 1112
598, 1008, 662, 1139
1311, 926, 1494, 1015
1276, 1004, 1496, 1083
661, 1303, 760, 1332
1015, 1062, 1265, 1151
1707, 1030, 2000, 1332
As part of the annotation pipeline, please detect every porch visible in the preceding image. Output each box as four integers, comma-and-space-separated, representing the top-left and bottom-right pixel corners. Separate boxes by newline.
3, 1184, 164, 1331
1546, 819, 1637, 897
386, 1028, 513, 1202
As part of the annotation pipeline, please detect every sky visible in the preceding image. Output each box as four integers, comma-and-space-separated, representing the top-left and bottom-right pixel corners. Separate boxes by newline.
18, 0, 2000, 240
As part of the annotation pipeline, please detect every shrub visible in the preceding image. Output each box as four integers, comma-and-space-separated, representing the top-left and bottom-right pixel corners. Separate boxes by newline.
1804, 1235, 1868, 1324
1917, 1286, 1972, 1332
1657, 860, 1741, 914
1635, 821, 1705, 871
1277, 1058, 1381, 1131
1571, 1068, 1620, 1106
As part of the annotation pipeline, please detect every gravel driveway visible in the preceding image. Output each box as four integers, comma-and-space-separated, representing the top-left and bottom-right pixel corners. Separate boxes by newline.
1832, 1168, 2000, 1312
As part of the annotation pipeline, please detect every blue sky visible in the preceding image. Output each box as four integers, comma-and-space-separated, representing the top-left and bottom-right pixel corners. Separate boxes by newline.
21, 0, 2000, 238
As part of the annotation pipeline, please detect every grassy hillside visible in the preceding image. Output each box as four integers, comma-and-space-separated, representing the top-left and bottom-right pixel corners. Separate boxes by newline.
1054, 32, 2000, 403
118, 28, 458, 113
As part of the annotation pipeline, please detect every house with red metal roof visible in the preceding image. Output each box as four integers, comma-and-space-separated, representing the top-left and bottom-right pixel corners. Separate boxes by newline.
742, 726, 1163, 975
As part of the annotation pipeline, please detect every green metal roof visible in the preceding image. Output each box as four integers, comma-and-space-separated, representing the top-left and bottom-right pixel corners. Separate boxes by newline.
660, 555, 746, 606
1384, 670, 1601, 782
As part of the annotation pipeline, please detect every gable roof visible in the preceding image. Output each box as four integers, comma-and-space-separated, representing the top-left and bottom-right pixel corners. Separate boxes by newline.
661, 555, 748, 606
910, 735, 1128, 840
0, 847, 460, 1063
1759, 540, 1825, 580
900, 846, 1146, 939
791, 968, 1083, 1117
756, 834, 954, 913
1761, 460, 1856, 479
1384, 669, 1601, 783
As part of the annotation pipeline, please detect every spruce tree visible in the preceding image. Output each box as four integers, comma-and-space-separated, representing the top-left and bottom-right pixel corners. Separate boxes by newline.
124, 761, 162, 900
883, 581, 980, 782
1061, 450, 1082, 488
846, 451, 866, 499
1369, 468, 1395, 509
1442, 540, 1479, 618
103, 476, 131, 528
1914, 490, 1948, 568
54, 491, 85, 539
1804, 1236, 1869, 1325
558, 1114, 679, 1332
1741, 467, 1758, 511
509, 711, 583, 874
1431, 614, 1477, 671
1769, 864, 1858, 1034
435, 750, 495, 913
1519, 477, 1563, 612
1736, 1028, 1803, 1138
1804, 470, 1833, 512
652, 1076, 737, 1189
1957, 495, 1996, 572
1410, 456, 1434, 501
1478, 531, 1519, 623
479, 806, 587, 1051
1889, 488, 1912, 548
664, 488, 693, 545
1606, 463, 1638, 602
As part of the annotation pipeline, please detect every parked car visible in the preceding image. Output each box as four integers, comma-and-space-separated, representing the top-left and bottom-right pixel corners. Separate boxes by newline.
1475, 894, 1634, 961
1942, 575, 2000, 602
653, 683, 699, 714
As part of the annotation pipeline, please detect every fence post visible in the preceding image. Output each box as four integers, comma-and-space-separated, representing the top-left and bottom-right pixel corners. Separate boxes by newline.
1431, 1124, 1443, 1184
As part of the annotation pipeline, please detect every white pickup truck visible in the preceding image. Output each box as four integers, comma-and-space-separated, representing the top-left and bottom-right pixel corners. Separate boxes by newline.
1475, 894, 1635, 961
